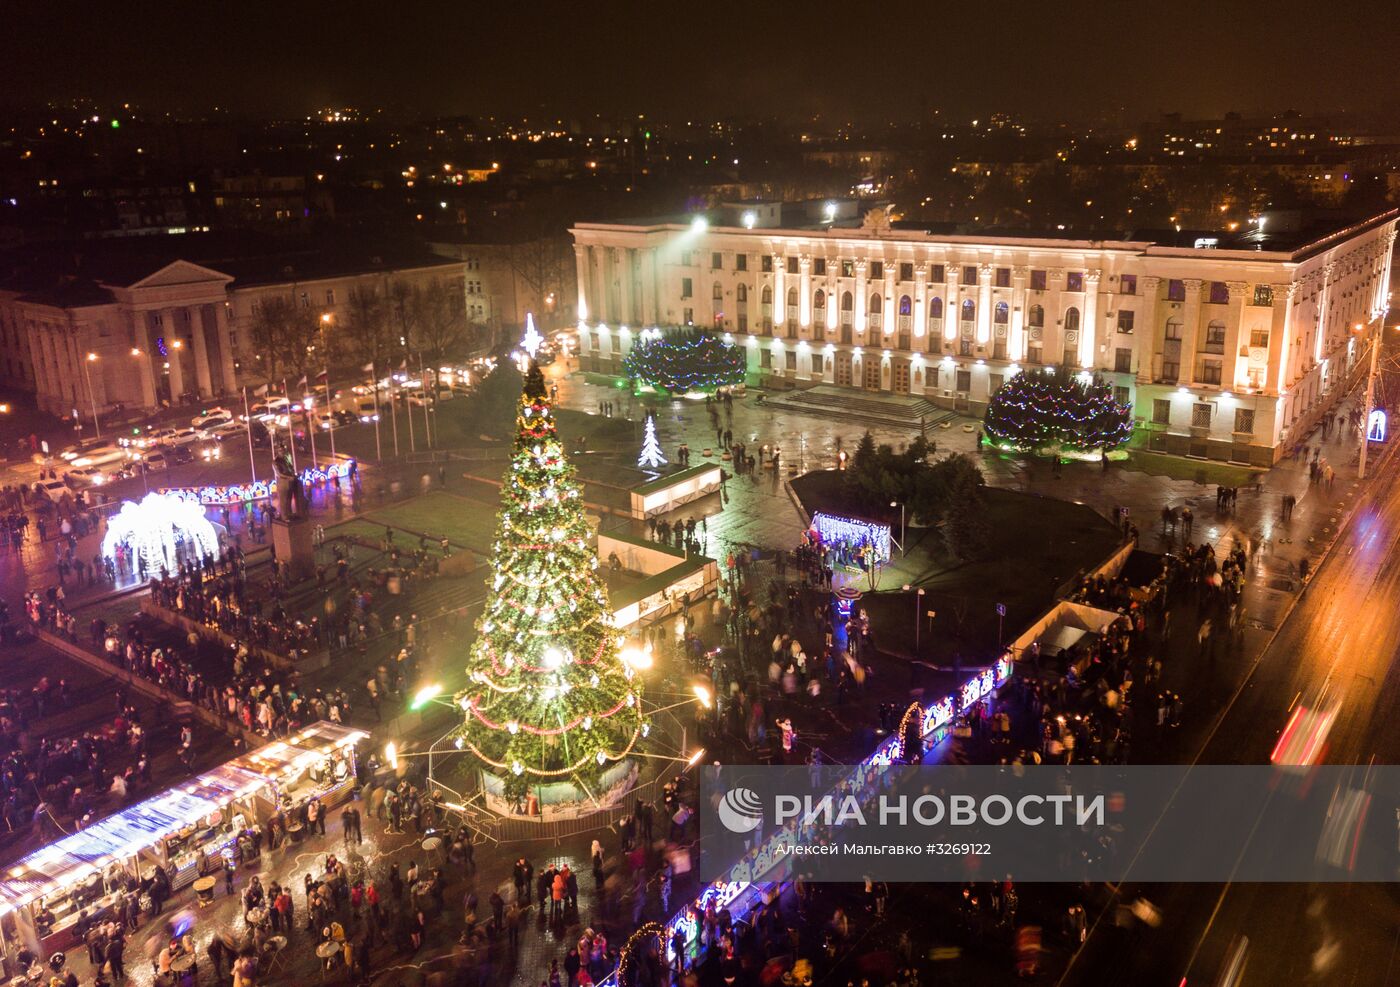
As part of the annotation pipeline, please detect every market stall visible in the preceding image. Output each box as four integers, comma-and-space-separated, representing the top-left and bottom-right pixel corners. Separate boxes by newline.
0, 722, 365, 966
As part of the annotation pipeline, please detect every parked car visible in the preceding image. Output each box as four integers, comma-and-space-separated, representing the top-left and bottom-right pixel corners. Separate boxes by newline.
198, 442, 223, 462
142, 451, 170, 471
38, 479, 70, 503
158, 443, 195, 466
199, 418, 246, 440
167, 428, 201, 446
191, 407, 233, 429
355, 400, 380, 423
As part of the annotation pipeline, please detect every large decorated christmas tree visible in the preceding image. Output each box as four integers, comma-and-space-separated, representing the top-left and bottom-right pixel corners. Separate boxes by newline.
453, 333, 645, 800
622, 327, 746, 394
983, 367, 1133, 454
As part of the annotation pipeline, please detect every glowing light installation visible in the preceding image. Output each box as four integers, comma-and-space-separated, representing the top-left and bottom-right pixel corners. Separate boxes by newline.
159, 459, 356, 506
102, 492, 220, 574
810, 511, 891, 566
637, 414, 667, 469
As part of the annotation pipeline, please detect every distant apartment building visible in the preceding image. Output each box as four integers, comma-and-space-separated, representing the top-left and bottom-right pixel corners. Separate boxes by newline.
429, 232, 578, 337
571, 203, 1397, 464
0, 235, 465, 413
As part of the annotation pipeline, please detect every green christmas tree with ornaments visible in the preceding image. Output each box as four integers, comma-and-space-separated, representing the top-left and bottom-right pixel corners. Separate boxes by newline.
453, 326, 645, 800
983, 367, 1133, 455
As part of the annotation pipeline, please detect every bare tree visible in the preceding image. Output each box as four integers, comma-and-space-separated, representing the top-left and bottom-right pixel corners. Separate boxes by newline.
248, 295, 318, 385
342, 287, 394, 374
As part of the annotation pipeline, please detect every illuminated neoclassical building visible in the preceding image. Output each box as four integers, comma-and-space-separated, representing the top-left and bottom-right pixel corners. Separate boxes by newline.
571, 203, 1396, 465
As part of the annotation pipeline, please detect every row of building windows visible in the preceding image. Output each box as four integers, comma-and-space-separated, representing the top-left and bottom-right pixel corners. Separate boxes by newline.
673, 255, 1278, 308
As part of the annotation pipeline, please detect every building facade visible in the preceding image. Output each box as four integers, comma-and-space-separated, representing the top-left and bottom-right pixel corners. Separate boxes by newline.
0, 251, 465, 414
570, 208, 1397, 464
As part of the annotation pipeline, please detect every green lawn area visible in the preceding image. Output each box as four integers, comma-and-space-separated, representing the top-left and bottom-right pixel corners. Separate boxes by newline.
1121, 448, 1259, 486
343, 490, 501, 553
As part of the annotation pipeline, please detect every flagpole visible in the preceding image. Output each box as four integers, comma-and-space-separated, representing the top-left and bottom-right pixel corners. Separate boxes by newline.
419, 354, 432, 449
389, 370, 400, 457
370, 361, 382, 462
242, 387, 257, 485
304, 378, 318, 467
324, 364, 336, 461
403, 363, 417, 454
283, 378, 298, 473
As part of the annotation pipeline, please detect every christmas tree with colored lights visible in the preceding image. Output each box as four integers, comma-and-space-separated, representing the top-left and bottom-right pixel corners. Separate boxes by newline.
637, 414, 667, 469
623, 327, 746, 394
453, 328, 645, 800
983, 367, 1133, 454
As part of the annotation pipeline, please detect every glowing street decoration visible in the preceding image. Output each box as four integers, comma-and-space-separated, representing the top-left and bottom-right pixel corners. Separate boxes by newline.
637, 414, 667, 469
159, 459, 356, 506
102, 492, 220, 574
521, 312, 545, 359
811, 511, 892, 567
617, 654, 1015, 980
1368, 408, 1387, 442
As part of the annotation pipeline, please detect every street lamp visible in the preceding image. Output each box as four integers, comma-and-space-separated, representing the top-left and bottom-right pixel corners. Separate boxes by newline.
82, 352, 101, 439
903, 584, 926, 655
890, 500, 906, 556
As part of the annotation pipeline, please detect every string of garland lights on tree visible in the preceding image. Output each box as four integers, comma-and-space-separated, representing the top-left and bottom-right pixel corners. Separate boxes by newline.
622, 327, 746, 394
982, 367, 1133, 454
452, 327, 646, 799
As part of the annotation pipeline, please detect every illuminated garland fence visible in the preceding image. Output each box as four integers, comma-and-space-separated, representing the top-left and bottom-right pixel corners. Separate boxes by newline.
157, 459, 356, 506
983, 368, 1132, 455
622, 327, 746, 395
608, 656, 1013, 980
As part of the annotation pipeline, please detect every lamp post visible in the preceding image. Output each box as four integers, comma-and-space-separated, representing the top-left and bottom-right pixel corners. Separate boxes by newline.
890, 500, 906, 556
82, 352, 101, 439
903, 584, 926, 656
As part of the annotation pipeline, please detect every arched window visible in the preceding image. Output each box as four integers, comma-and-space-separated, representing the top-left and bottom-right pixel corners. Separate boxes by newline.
761, 285, 772, 305
1029, 304, 1044, 327
929, 297, 943, 320
814, 289, 826, 309
736, 284, 748, 302
994, 301, 1009, 324
961, 298, 975, 322
1064, 307, 1081, 333
869, 294, 882, 313
787, 287, 798, 309
899, 295, 912, 316
841, 291, 854, 311
712, 282, 723, 303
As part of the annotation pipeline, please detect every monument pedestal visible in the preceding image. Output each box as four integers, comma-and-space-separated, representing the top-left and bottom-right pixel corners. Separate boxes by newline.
271, 517, 315, 582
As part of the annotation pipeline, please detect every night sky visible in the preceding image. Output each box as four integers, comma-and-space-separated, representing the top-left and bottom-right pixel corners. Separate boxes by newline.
7, 0, 1400, 122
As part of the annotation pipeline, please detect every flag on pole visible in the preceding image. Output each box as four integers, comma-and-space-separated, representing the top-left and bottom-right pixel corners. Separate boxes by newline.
253, 383, 269, 397
361, 362, 374, 372
296, 375, 308, 389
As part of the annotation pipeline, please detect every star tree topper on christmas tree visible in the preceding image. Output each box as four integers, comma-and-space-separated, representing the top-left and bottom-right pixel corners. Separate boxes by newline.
453, 318, 647, 798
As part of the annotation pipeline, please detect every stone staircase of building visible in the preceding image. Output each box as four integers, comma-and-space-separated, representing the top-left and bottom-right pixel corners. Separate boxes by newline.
762, 384, 958, 431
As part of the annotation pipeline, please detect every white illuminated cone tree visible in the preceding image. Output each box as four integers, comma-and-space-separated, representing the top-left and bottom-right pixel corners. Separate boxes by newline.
637, 414, 667, 469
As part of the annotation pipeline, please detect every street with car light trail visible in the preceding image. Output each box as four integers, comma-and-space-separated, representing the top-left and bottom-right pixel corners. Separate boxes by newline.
1064, 441, 1400, 986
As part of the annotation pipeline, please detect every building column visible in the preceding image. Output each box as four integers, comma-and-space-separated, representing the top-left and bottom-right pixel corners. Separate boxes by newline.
1010, 267, 1028, 361
798, 256, 812, 332
160, 309, 186, 402
573, 245, 590, 323
621, 249, 636, 326
1376, 230, 1397, 318
189, 306, 214, 399
1268, 283, 1293, 393
1178, 279, 1203, 385
130, 312, 157, 409
214, 302, 238, 393
772, 254, 786, 327
1081, 270, 1101, 368
976, 264, 993, 345
882, 263, 896, 340
853, 261, 867, 335
944, 271, 959, 347
825, 269, 838, 333
913, 266, 928, 349
1223, 282, 1248, 388
1135, 276, 1160, 384
642, 248, 659, 325
1313, 264, 1334, 365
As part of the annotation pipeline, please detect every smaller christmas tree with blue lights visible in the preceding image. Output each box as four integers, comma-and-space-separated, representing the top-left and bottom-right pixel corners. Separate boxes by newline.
984, 367, 1133, 454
